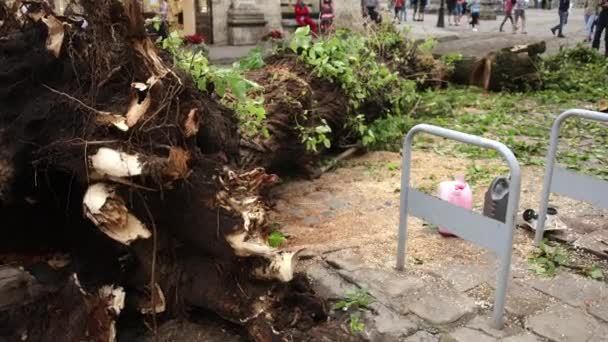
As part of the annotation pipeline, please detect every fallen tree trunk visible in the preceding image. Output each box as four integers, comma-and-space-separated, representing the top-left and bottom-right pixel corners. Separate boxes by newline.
450, 41, 546, 91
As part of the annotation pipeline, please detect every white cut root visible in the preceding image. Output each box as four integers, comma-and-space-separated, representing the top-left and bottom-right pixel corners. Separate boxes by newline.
83, 183, 151, 245
89, 148, 144, 178
252, 250, 304, 282
40, 15, 65, 58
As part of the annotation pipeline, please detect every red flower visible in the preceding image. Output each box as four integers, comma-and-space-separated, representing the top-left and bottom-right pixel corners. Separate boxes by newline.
262, 29, 284, 41
184, 34, 205, 45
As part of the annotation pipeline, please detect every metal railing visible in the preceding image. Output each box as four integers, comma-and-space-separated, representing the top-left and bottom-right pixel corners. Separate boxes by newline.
396, 124, 521, 329
534, 109, 608, 246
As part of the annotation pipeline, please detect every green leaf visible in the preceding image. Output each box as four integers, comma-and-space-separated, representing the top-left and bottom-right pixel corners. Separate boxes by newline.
268, 231, 286, 248
586, 265, 604, 280
348, 313, 365, 333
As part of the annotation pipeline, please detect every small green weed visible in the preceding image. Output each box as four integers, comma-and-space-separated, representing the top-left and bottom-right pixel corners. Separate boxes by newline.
268, 231, 286, 248
334, 289, 373, 311
386, 162, 400, 171
528, 239, 569, 277
585, 264, 604, 280
348, 313, 365, 333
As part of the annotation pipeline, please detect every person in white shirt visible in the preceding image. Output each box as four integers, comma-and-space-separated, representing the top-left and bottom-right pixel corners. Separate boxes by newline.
513, 0, 529, 33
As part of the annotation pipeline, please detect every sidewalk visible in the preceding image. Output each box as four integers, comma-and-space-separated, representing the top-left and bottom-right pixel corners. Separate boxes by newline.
402, 8, 596, 57
207, 8, 604, 65
272, 150, 608, 341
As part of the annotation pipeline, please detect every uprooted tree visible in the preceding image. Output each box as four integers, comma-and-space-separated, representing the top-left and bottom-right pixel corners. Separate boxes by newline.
0, 1, 365, 340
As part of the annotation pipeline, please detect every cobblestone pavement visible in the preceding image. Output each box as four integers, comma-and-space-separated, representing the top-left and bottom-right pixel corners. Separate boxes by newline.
401, 8, 606, 57
270, 151, 608, 341
208, 8, 607, 64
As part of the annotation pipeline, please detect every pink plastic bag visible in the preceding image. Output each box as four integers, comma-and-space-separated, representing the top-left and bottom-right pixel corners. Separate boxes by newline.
437, 175, 472, 237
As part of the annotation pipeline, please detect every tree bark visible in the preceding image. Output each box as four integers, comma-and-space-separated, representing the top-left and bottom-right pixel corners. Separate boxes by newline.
450, 41, 546, 91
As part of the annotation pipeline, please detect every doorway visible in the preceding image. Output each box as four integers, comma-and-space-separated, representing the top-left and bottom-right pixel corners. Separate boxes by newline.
195, 0, 213, 43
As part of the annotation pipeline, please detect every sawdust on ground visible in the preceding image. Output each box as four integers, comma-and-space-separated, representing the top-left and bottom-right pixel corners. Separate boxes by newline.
271, 150, 608, 277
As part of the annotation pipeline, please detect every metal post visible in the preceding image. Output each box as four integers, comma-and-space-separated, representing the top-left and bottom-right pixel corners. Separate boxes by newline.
437, 0, 445, 27
396, 124, 521, 329
534, 109, 608, 246
396, 133, 415, 271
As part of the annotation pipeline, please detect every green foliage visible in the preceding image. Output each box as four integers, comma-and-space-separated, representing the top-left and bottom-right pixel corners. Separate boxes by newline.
235, 47, 265, 71
528, 239, 569, 277
372, 75, 607, 180
334, 289, 374, 311
540, 45, 608, 101
585, 265, 604, 280
440, 52, 463, 66
348, 313, 365, 333
418, 38, 438, 54
386, 162, 399, 171
366, 113, 416, 151
161, 32, 268, 137
298, 119, 332, 153
287, 27, 418, 151
268, 231, 286, 248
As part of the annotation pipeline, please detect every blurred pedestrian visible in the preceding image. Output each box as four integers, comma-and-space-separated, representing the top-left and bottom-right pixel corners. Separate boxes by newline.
513, 0, 528, 34
295, 0, 317, 33
469, 0, 480, 30
320, 0, 334, 33
158, 0, 169, 39
550, 0, 570, 37
447, 0, 457, 25
584, 0, 599, 41
500, 0, 516, 31
411, 0, 419, 20
363, 0, 382, 24
455, 0, 465, 25
393, 0, 406, 23
417, 0, 427, 21
592, 0, 608, 56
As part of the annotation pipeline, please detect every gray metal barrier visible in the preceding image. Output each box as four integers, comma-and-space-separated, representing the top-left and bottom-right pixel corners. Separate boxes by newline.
396, 124, 521, 329
534, 109, 608, 246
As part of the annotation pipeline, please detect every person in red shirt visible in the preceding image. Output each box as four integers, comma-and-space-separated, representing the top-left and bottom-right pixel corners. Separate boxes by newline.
295, 0, 317, 34
320, 0, 335, 33
393, 0, 406, 23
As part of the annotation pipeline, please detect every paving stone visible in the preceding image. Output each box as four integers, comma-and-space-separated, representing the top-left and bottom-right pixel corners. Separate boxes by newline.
321, 210, 335, 219
302, 216, 321, 227
288, 207, 306, 219
408, 288, 476, 324
466, 315, 523, 338
274, 199, 290, 212
588, 324, 608, 342
527, 304, 602, 342
324, 254, 364, 272
501, 333, 541, 342
561, 216, 599, 235
439, 264, 493, 292
530, 271, 608, 307
308, 191, 331, 201
328, 198, 348, 210
449, 327, 497, 342
340, 268, 426, 305
588, 302, 608, 323
364, 303, 419, 341
305, 264, 356, 299
403, 331, 440, 342
503, 281, 553, 317
574, 229, 608, 260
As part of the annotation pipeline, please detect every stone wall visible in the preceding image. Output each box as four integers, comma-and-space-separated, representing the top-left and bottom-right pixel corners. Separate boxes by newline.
211, 0, 230, 44
212, 0, 368, 45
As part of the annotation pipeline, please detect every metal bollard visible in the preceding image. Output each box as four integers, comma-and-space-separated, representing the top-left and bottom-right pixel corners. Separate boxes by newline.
534, 109, 608, 246
396, 124, 521, 329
